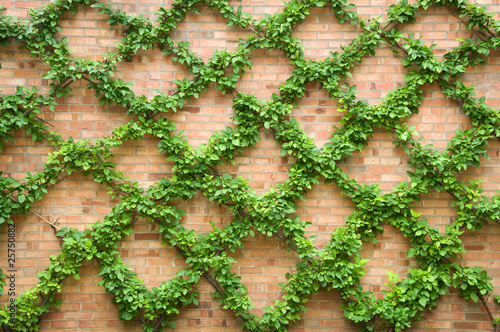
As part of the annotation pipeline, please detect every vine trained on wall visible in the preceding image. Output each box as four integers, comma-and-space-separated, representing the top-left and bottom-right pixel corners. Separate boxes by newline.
0, 0, 500, 331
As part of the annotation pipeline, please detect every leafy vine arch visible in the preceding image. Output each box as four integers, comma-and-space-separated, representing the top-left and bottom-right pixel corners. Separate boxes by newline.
0, 0, 500, 331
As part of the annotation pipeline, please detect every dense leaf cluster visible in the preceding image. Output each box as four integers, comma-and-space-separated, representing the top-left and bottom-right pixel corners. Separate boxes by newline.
0, 0, 500, 331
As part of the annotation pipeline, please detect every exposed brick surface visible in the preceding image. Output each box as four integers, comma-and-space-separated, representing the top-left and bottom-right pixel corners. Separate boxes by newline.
1, 0, 500, 331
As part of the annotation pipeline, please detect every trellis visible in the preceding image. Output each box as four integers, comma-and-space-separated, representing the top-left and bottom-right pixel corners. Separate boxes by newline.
1, 0, 500, 331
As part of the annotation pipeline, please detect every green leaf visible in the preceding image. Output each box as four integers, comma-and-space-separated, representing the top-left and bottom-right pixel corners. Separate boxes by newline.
407, 248, 416, 257
17, 195, 26, 204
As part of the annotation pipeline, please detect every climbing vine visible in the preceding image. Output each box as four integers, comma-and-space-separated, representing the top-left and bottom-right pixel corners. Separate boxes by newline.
0, 0, 499, 331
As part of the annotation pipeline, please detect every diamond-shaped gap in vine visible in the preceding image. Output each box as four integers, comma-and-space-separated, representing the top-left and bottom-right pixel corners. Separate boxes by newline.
235, 47, 294, 100
412, 189, 457, 236
340, 128, 415, 194
41, 258, 140, 330
344, 44, 407, 106
290, 288, 358, 330
152, 82, 236, 148
287, 81, 344, 149
0, 40, 51, 95
165, 191, 234, 235
215, 127, 296, 196
37, 79, 130, 139
89, 192, 221, 329
291, 4, 360, 61
54, 172, 121, 230
4, 49, 130, 146
227, 232, 301, 316
170, 277, 241, 329
54, 0, 125, 59
227, 0, 289, 21
173, 2, 252, 62
116, 217, 190, 291
111, 134, 176, 190
398, 5, 480, 59
116, 192, 232, 289
405, 82, 473, 151
113, 47, 194, 100
294, 180, 355, 249
359, 224, 418, 298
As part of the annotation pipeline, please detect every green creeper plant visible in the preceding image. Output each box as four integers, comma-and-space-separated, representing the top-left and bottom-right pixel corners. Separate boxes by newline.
0, 0, 500, 331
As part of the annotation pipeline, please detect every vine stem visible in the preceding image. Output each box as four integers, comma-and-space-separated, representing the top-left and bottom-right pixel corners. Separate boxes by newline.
201, 270, 258, 330
478, 293, 499, 332
138, 313, 147, 326
80, 75, 98, 85
145, 213, 257, 331
107, 181, 131, 198
152, 313, 166, 332
382, 21, 399, 31
8, 197, 61, 232
172, 245, 258, 330
30, 210, 60, 232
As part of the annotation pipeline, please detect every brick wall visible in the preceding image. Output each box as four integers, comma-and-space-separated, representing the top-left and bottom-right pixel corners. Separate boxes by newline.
1, 0, 500, 331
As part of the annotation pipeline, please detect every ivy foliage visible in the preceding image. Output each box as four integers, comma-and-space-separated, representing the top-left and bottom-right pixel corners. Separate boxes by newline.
0, 0, 500, 331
